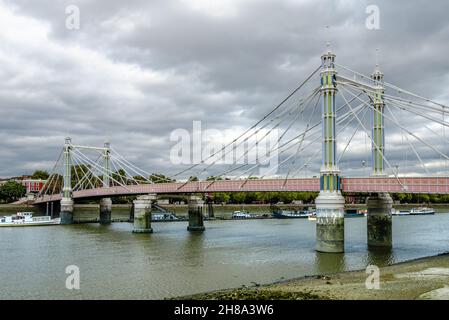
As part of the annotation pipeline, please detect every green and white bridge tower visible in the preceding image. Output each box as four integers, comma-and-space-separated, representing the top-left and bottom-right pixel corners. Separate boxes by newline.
60, 137, 74, 224
315, 49, 346, 253
99, 142, 113, 224
366, 65, 393, 248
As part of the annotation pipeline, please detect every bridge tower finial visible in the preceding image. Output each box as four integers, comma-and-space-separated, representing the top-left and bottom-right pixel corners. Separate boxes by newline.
324, 25, 331, 54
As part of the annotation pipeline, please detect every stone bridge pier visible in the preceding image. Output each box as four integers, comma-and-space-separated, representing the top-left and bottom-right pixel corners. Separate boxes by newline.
187, 195, 205, 232
99, 198, 112, 224
366, 193, 393, 248
60, 197, 74, 224
132, 194, 157, 233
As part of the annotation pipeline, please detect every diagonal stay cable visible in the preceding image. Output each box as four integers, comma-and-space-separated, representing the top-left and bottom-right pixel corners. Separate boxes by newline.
172, 65, 322, 178
194, 87, 321, 184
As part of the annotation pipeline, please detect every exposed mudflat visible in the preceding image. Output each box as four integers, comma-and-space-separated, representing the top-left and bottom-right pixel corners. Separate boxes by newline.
182, 253, 449, 300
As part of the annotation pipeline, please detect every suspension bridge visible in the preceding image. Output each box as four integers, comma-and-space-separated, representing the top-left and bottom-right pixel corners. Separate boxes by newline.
32, 48, 449, 253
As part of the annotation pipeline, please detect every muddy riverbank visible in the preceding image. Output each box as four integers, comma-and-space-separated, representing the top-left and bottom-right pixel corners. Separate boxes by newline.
182, 253, 449, 300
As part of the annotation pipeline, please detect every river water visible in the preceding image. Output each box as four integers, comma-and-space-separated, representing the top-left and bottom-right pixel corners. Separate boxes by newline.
1, 211, 449, 299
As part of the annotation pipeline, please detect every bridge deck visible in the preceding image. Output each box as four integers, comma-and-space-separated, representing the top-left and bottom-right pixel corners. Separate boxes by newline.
33, 177, 449, 204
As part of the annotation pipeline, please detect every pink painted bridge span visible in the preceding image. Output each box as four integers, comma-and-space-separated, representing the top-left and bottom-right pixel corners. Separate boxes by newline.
33, 176, 449, 204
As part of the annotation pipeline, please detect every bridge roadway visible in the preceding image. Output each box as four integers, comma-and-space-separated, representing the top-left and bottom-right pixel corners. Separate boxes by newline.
33, 176, 449, 204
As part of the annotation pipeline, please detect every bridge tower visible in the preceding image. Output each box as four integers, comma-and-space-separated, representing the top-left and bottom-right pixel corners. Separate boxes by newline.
99, 141, 112, 224
366, 65, 393, 248
60, 137, 74, 224
315, 49, 346, 253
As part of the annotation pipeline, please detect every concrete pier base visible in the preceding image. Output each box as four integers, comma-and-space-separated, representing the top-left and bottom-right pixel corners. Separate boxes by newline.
132, 194, 156, 233
315, 192, 345, 253
366, 193, 393, 248
99, 198, 112, 224
60, 197, 74, 225
187, 196, 205, 232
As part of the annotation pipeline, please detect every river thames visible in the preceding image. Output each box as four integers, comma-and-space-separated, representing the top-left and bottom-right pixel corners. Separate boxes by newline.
1, 212, 449, 299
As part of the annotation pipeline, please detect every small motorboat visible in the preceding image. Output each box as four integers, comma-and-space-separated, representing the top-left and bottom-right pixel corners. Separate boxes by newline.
232, 211, 251, 219
0, 212, 60, 227
409, 207, 435, 215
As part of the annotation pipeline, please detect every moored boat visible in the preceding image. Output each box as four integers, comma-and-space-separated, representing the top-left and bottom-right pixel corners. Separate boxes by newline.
409, 207, 435, 215
391, 208, 410, 216
232, 211, 251, 219
272, 209, 311, 219
152, 213, 179, 221
0, 212, 60, 227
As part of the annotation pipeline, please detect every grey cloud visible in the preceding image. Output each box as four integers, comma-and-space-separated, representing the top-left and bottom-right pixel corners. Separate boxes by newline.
1, 0, 448, 179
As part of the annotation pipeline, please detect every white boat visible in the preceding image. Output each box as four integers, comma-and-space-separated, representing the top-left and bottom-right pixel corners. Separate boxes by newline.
0, 212, 60, 227
232, 211, 251, 219
391, 208, 410, 216
409, 207, 435, 215
152, 213, 178, 221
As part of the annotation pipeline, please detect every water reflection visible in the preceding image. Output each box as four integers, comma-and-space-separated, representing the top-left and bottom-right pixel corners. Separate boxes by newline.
183, 232, 205, 266
315, 252, 346, 275
366, 247, 395, 267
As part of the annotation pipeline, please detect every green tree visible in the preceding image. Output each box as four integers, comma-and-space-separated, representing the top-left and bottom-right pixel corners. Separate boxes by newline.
213, 192, 230, 203
31, 170, 49, 180
230, 192, 246, 204
43, 174, 63, 195
0, 181, 26, 203
150, 173, 175, 183
206, 176, 223, 181
112, 169, 127, 186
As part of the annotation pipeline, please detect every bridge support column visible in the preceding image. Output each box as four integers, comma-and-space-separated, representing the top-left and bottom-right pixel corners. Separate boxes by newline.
187, 195, 205, 232
60, 198, 74, 225
132, 194, 156, 233
60, 137, 74, 225
99, 198, 112, 224
366, 193, 392, 248
316, 193, 345, 253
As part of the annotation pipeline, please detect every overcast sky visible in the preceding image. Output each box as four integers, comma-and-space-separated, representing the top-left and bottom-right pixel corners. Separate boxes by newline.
1, 0, 449, 179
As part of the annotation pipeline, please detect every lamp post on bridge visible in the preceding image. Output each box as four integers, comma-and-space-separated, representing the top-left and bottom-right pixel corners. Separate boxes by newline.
315, 48, 346, 253
366, 64, 393, 249
60, 137, 74, 224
